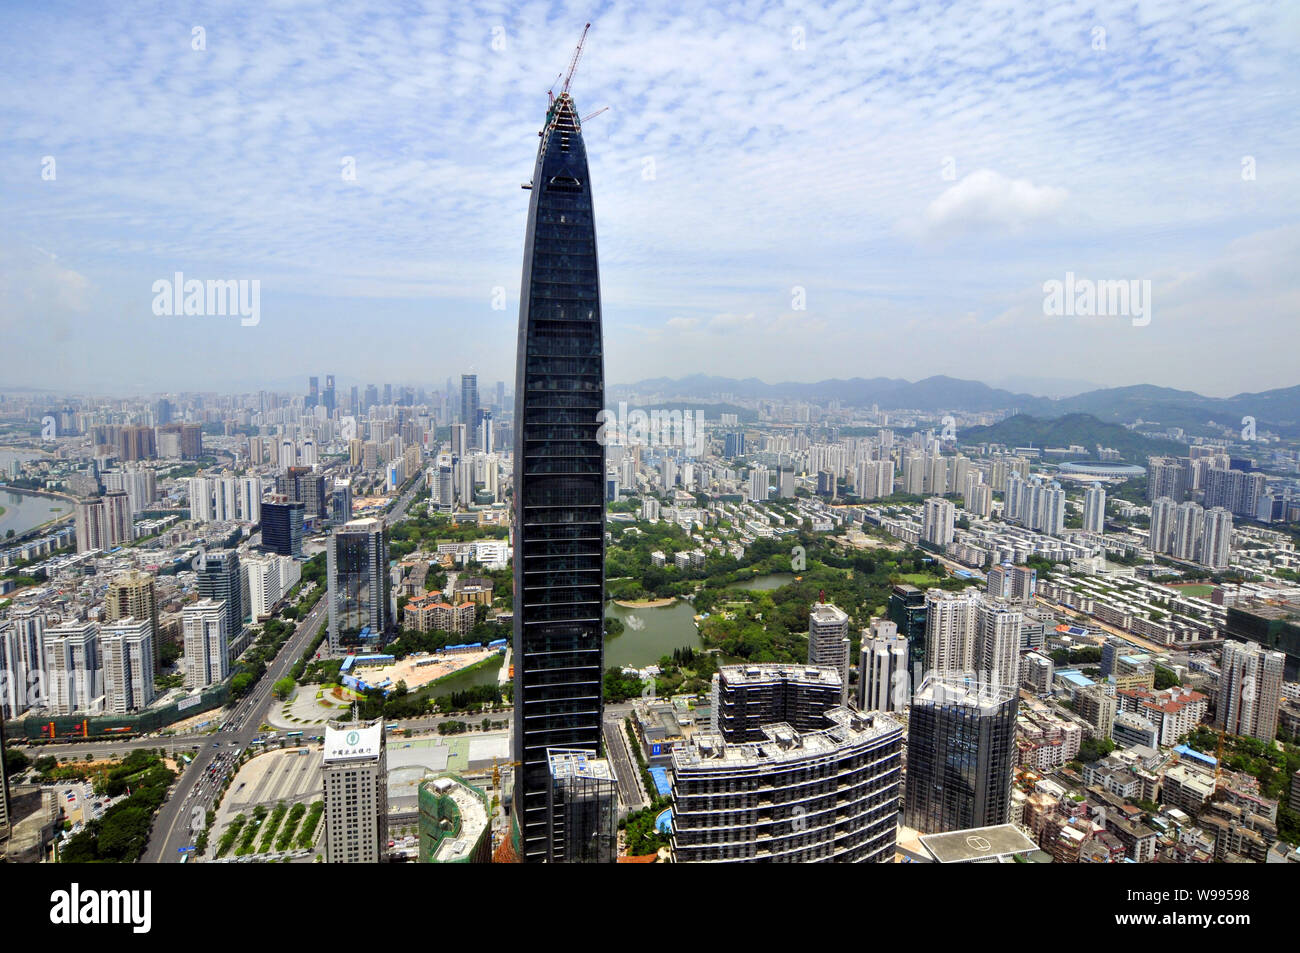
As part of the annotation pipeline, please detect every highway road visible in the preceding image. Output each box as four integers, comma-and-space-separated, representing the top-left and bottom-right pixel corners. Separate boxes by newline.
141, 594, 331, 863
602, 702, 648, 812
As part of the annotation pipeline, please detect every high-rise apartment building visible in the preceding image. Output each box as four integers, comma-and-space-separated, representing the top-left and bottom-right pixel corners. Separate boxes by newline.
183, 599, 229, 690
511, 84, 607, 863
904, 675, 1018, 834
672, 668, 903, 863
1201, 507, 1233, 569
99, 618, 155, 714
808, 602, 851, 702
858, 619, 908, 713
921, 496, 955, 546
323, 720, 388, 863
1147, 456, 1188, 502
1149, 496, 1178, 554
923, 588, 980, 674
1218, 640, 1285, 743
712, 663, 845, 739
104, 570, 160, 668
74, 493, 132, 553
42, 621, 101, 714
1083, 484, 1106, 533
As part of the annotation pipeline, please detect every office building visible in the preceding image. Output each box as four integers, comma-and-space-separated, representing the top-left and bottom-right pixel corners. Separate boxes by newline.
323, 720, 388, 863
460, 374, 480, 446
904, 675, 1018, 834
545, 748, 618, 864
808, 602, 851, 702
195, 550, 243, 643
99, 618, 155, 714
183, 599, 228, 690
888, 584, 928, 671
511, 84, 607, 863
261, 497, 305, 557
328, 518, 391, 651
1218, 640, 1285, 743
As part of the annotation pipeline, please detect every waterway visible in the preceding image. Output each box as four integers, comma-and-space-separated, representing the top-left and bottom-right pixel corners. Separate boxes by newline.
0, 487, 73, 540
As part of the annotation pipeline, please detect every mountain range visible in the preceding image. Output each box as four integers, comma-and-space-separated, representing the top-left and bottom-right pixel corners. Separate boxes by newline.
614, 375, 1300, 437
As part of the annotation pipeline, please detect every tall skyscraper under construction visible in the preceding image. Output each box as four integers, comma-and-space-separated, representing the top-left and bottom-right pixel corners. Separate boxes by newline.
511, 25, 608, 863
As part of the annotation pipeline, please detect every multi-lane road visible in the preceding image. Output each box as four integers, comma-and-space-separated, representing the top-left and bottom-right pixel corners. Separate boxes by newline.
141, 595, 330, 863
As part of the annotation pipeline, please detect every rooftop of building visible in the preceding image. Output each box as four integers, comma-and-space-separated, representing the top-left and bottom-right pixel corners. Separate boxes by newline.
809, 602, 848, 624
547, 747, 613, 782
719, 662, 843, 688
913, 675, 1017, 710
323, 720, 384, 763
916, 824, 1043, 863
421, 774, 489, 862
673, 706, 900, 770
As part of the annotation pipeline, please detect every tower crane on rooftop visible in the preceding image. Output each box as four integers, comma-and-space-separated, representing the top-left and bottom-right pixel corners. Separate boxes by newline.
549, 22, 591, 105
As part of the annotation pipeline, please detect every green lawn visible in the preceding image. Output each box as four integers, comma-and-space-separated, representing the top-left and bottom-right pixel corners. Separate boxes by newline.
898, 572, 943, 586
1167, 583, 1215, 598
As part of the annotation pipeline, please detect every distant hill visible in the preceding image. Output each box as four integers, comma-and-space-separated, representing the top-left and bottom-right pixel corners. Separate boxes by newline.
959, 413, 1187, 462
617, 375, 1300, 436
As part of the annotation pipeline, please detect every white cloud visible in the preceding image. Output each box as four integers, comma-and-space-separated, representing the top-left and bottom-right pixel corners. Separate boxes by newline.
918, 169, 1068, 238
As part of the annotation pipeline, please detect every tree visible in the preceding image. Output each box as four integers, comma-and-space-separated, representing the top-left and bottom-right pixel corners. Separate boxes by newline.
4, 746, 30, 777
1153, 665, 1181, 691
272, 677, 295, 700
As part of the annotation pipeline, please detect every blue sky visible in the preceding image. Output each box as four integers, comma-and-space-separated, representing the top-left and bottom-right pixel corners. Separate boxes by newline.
1, 0, 1298, 397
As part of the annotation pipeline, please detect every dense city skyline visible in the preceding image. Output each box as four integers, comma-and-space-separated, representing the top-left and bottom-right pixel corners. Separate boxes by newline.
3, 1, 1298, 395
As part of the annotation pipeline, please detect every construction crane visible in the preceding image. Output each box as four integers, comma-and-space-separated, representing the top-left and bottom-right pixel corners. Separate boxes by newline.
562, 23, 591, 95
492, 757, 522, 792
580, 106, 609, 124
547, 24, 591, 105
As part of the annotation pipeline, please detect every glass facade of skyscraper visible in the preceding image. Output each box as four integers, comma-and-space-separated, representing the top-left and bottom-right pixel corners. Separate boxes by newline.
512, 91, 607, 863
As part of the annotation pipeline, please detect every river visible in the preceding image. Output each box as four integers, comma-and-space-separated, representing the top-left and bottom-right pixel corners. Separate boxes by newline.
0, 487, 73, 540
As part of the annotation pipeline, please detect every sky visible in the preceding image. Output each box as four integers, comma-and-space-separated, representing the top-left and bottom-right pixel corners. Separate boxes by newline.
1, 0, 1298, 399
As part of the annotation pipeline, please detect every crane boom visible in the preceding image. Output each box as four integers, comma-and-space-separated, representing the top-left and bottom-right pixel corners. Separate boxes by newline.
561, 22, 591, 95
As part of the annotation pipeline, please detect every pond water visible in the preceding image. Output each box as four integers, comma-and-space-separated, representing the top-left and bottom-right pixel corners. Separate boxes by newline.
604, 599, 702, 669
725, 572, 795, 591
